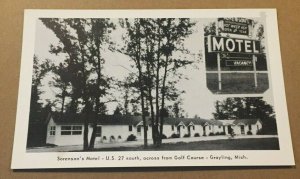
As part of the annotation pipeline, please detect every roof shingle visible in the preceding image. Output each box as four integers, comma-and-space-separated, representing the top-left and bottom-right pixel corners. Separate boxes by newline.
49, 112, 259, 126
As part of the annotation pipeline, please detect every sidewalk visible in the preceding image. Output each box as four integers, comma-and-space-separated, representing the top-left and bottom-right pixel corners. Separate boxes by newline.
27, 135, 278, 153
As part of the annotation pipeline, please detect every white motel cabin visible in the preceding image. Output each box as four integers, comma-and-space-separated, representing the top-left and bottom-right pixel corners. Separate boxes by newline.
45, 113, 263, 146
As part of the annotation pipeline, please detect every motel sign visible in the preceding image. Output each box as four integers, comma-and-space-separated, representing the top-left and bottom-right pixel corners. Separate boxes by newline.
207, 36, 261, 54
205, 17, 268, 94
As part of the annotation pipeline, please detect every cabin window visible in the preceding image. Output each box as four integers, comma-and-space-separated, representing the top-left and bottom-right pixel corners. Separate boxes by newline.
192, 126, 195, 130
72, 126, 82, 135
183, 126, 185, 129
249, 125, 252, 130
137, 126, 141, 133
61, 125, 82, 135
50, 126, 56, 136
171, 125, 174, 131
96, 126, 102, 137
129, 125, 133, 131
61, 126, 71, 135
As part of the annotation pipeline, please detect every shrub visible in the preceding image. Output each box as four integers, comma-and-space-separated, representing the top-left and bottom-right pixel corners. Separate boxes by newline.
257, 129, 264, 135
209, 132, 214, 136
44, 143, 57, 147
219, 132, 226, 135
183, 133, 190, 138
110, 136, 116, 142
102, 136, 107, 140
161, 134, 167, 139
127, 134, 137, 141
118, 135, 122, 139
170, 133, 180, 138
247, 131, 253, 135
194, 133, 200, 137
215, 132, 226, 135
203, 133, 207, 137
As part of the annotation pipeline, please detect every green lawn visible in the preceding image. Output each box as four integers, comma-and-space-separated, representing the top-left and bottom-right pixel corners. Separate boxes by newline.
86, 138, 280, 151
206, 73, 269, 94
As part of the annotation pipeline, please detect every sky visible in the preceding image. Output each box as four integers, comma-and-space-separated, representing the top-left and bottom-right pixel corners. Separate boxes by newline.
34, 18, 274, 119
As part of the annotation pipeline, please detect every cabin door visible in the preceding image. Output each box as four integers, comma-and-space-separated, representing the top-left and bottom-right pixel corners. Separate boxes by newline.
241, 125, 245, 134
96, 126, 102, 137
228, 126, 233, 135
137, 126, 141, 136
177, 126, 181, 137
96, 126, 102, 143
188, 126, 191, 136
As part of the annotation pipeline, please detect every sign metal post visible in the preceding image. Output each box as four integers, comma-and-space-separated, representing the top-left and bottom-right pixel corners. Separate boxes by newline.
253, 55, 258, 88
216, 20, 222, 91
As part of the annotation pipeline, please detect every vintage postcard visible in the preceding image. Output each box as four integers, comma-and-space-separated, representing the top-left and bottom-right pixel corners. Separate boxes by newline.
11, 9, 294, 169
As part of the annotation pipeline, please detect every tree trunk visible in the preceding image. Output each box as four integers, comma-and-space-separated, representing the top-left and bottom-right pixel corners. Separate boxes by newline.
136, 21, 147, 147
155, 65, 159, 145
69, 98, 78, 113
60, 87, 66, 115
83, 102, 90, 151
148, 88, 155, 144
146, 59, 155, 145
154, 24, 161, 146
145, 36, 156, 145
83, 121, 89, 150
158, 20, 171, 146
89, 98, 99, 149
140, 93, 148, 148
78, 43, 90, 151
146, 77, 156, 145
124, 88, 129, 115
89, 34, 102, 149
159, 60, 168, 145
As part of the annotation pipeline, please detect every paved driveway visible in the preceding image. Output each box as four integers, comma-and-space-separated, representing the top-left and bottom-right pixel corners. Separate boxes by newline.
27, 135, 278, 152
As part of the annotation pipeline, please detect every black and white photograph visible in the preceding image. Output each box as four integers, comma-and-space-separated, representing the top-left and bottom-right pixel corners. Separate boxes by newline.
11, 10, 294, 169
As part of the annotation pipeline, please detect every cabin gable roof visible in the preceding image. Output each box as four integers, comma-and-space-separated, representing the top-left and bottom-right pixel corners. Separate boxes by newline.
47, 112, 262, 127
233, 118, 261, 125
50, 113, 148, 126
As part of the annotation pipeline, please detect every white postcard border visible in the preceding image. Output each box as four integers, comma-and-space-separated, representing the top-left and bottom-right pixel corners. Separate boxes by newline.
11, 9, 295, 169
